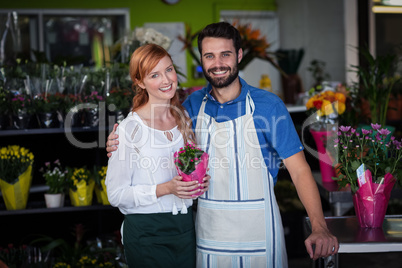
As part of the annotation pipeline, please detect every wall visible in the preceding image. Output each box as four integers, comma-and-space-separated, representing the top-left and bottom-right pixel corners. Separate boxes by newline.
277, 0, 358, 92
0, 0, 276, 87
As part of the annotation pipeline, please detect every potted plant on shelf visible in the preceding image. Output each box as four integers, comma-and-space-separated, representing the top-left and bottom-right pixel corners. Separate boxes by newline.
93, 165, 110, 205
10, 93, 35, 129
68, 167, 95, 207
33, 93, 65, 128
106, 87, 133, 124
40, 159, 69, 208
0, 84, 11, 130
350, 47, 401, 132
106, 62, 133, 124
0, 145, 34, 210
82, 90, 104, 128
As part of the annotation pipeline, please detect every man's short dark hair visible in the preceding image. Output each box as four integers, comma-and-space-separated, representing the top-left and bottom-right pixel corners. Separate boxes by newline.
197, 22, 242, 56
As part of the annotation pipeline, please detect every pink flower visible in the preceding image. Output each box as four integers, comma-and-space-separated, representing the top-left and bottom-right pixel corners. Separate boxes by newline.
339, 126, 351, 132
371, 123, 381, 130
378, 128, 391, 136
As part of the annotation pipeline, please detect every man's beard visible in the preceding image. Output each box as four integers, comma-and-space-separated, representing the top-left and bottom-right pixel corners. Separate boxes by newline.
202, 64, 239, 88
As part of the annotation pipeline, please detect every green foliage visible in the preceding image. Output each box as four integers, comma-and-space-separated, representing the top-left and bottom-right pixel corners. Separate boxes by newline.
0, 243, 28, 268
333, 124, 402, 193
30, 224, 123, 267
307, 59, 331, 90
350, 46, 401, 126
174, 143, 205, 175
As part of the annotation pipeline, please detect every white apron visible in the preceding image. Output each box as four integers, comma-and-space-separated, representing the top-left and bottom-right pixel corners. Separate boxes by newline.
195, 92, 288, 268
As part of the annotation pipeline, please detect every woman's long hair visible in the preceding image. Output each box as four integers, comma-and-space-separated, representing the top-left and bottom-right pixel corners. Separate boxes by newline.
129, 44, 195, 144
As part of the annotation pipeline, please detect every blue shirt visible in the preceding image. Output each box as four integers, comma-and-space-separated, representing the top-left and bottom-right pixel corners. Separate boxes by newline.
183, 77, 304, 182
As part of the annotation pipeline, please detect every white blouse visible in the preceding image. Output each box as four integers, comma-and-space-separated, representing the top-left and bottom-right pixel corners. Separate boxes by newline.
105, 112, 192, 215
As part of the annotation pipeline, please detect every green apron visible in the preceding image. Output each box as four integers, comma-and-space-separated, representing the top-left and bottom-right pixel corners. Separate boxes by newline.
123, 207, 196, 268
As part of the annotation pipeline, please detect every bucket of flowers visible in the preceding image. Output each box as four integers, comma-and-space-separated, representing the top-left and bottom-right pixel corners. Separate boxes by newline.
68, 167, 95, 207
173, 143, 209, 198
0, 145, 34, 210
333, 123, 402, 228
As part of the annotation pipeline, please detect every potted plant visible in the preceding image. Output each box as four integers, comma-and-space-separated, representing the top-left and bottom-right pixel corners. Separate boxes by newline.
68, 167, 95, 207
40, 159, 69, 208
350, 47, 401, 128
0, 84, 11, 130
33, 93, 65, 128
333, 123, 402, 227
0, 145, 34, 210
82, 90, 104, 128
93, 165, 110, 205
10, 93, 34, 129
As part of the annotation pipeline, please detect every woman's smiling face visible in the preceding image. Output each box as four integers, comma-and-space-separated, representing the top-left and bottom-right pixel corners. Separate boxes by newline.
138, 55, 178, 103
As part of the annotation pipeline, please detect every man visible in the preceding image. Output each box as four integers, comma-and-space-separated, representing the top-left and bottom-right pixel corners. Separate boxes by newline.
107, 22, 338, 267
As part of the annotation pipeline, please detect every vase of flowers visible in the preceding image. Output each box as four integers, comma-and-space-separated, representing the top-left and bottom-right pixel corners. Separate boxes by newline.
68, 167, 95, 206
93, 166, 110, 205
0, 145, 34, 210
173, 143, 209, 198
305, 89, 347, 182
333, 123, 402, 228
40, 159, 69, 208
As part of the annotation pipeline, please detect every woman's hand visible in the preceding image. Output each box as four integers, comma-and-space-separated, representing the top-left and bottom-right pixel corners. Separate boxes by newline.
201, 174, 211, 193
106, 123, 119, 158
157, 176, 201, 199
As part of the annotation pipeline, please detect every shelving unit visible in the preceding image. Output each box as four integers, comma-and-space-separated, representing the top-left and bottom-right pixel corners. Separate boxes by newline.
0, 124, 120, 245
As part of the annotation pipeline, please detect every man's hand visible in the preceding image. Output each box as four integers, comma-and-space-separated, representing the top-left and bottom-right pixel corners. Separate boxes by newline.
106, 123, 119, 158
305, 226, 339, 260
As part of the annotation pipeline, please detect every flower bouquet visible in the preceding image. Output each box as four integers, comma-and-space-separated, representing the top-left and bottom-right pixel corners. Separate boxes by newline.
68, 167, 95, 206
305, 89, 348, 182
333, 123, 402, 227
174, 143, 209, 198
306, 89, 347, 131
0, 145, 34, 210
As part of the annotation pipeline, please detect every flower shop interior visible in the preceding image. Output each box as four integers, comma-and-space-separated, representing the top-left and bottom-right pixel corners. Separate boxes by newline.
1, 0, 402, 267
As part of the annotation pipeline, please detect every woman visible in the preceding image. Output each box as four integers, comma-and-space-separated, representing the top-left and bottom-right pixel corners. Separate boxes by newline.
105, 43, 209, 268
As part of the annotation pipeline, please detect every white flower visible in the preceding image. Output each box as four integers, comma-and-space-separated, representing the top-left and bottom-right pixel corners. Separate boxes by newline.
134, 27, 171, 51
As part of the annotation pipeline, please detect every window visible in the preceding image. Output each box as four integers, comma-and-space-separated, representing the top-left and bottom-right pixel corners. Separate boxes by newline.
0, 9, 129, 66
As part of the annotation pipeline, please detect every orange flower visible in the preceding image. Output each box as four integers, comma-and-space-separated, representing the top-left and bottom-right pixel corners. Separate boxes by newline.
306, 90, 347, 116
